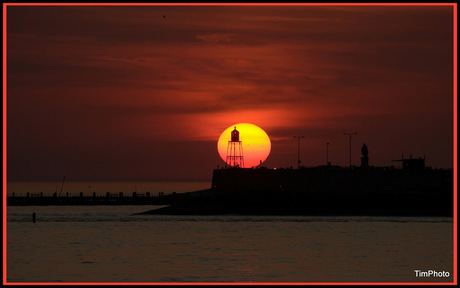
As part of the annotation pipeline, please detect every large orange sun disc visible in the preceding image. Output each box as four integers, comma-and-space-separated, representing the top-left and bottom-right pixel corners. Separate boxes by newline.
217, 123, 271, 168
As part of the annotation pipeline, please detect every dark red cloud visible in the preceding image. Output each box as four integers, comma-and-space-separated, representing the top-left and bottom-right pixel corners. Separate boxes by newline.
6, 4, 454, 180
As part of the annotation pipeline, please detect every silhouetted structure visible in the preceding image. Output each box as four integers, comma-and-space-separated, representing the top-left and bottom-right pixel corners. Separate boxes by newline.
392, 154, 425, 170
137, 166, 453, 217
293, 136, 305, 168
226, 126, 244, 168
361, 144, 369, 168
8, 146, 453, 217
7, 190, 192, 206
344, 132, 357, 168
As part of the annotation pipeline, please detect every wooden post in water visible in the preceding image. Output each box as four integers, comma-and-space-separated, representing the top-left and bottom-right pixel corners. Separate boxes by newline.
32, 213, 36, 223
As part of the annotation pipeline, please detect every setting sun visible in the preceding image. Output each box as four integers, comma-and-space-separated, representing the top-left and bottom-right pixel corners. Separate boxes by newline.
217, 123, 271, 168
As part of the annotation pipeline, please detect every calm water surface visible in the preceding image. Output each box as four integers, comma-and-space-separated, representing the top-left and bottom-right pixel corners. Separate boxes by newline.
6, 206, 454, 283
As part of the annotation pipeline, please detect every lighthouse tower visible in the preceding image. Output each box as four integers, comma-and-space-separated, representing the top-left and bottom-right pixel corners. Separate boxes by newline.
226, 126, 244, 168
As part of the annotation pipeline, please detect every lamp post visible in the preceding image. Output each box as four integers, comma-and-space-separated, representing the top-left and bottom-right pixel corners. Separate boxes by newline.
293, 136, 305, 169
344, 132, 357, 168
326, 142, 330, 165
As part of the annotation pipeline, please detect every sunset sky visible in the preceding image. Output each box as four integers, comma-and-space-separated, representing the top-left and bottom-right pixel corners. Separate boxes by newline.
5, 4, 455, 181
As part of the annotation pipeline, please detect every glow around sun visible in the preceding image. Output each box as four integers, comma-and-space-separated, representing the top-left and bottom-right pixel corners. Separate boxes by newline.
217, 123, 271, 168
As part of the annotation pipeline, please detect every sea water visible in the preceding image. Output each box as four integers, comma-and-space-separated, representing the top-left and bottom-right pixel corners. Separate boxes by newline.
6, 205, 454, 283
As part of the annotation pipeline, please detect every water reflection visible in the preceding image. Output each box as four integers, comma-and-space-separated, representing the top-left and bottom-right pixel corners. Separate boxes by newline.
6, 206, 454, 283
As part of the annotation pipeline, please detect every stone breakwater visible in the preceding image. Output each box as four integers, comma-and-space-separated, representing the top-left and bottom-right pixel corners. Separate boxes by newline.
138, 167, 453, 216
8, 167, 453, 216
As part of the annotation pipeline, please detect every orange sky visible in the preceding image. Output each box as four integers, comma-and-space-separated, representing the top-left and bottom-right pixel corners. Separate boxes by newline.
6, 4, 455, 181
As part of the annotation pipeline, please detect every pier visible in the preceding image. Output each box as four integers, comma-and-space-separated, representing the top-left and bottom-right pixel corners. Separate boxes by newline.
6, 190, 191, 206
139, 166, 454, 217
7, 166, 453, 217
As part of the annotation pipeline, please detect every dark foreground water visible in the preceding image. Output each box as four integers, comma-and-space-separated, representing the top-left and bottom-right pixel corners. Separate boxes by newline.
6, 206, 454, 283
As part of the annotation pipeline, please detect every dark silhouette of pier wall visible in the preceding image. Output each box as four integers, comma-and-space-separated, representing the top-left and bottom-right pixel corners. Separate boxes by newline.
141, 166, 453, 216
8, 166, 453, 217
211, 166, 452, 195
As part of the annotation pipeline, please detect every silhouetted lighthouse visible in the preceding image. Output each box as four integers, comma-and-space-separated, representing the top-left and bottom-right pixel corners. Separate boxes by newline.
226, 126, 244, 168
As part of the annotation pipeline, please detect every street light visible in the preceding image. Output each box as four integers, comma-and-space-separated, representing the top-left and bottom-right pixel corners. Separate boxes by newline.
326, 142, 330, 165
344, 132, 357, 168
293, 136, 305, 169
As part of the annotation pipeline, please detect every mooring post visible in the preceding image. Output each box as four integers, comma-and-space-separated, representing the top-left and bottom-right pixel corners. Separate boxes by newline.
32, 213, 36, 223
